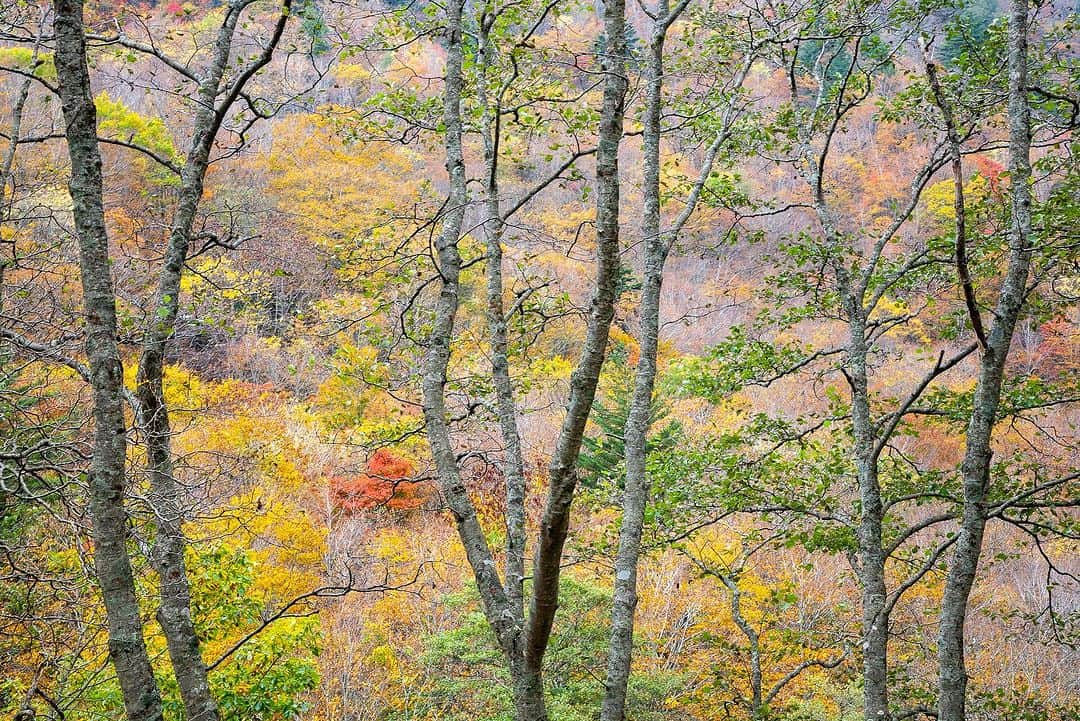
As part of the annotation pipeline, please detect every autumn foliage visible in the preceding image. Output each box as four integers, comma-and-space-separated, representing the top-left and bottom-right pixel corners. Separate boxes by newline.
330, 449, 429, 511
1, 1, 1077, 720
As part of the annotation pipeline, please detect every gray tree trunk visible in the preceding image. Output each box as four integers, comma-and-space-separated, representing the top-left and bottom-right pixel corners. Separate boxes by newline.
137, 30, 232, 721
418, 0, 540, 715
474, 14, 538, 715
0, 15, 37, 297
135, 5, 290, 718
812, 195, 891, 721
52, 2, 164, 718
523, 0, 627, 681
600, 16, 753, 715
937, 1, 1033, 717
420, 2, 627, 717
844, 303, 892, 721
599, 6, 668, 719
476, 14, 529, 626
790, 34, 896, 716
809, 150, 892, 721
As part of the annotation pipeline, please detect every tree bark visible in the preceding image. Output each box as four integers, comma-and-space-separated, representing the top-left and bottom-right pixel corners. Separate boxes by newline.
421, 2, 626, 717
52, 2, 164, 719
809, 125, 891, 721
137, 36, 230, 721
477, 12, 529, 625
524, 0, 627, 680
923, 50, 987, 352
848, 310, 891, 721
600, 15, 754, 715
132, 4, 291, 718
417, 0, 531, 700
937, 1, 1032, 717
0, 11, 38, 304
599, 6, 667, 719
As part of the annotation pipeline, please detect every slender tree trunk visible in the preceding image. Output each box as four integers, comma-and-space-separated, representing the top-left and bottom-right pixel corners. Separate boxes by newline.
937, 1, 1032, 717
476, 18, 536, 713
138, 167, 220, 721
485, 204, 529, 620
810, 173, 891, 721
724, 574, 764, 714
418, 0, 539, 714
52, 2, 164, 719
599, 8, 667, 719
807, 96, 892, 719
136, 28, 232, 721
422, 3, 627, 717
523, 0, 627, 682
1, 28, 35, 208
0, 18, 36, 306
477, 16, 529, 625
846, 310, 891, 721
600, 16, 752, 717
923, 54, 987, 353
133, 6, 290, 716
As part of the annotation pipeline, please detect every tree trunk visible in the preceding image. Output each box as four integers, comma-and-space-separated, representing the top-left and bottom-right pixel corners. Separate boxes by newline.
422, 2, 627, 716
136, 18, 234, 721
937, 1, 1032, 717
725, 574, 763, 714
485, 205, 529, 619
138, 182, 218, 721
134, 6, 290, 717
599, 7, 666, 719
52, 2, 164, 718
848, 313, 891, 721
509, 658, 548, 721
600, 14, 754, 717
477, 15, 529, 624
524, 0, 627, 678
418, 0, 539, 714
812, 139, 892, 721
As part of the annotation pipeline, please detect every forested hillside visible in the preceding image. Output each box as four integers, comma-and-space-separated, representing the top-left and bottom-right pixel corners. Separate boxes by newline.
0, 0, 1077, 719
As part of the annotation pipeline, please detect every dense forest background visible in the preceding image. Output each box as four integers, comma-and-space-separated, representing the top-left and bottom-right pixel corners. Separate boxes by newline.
0, 0, 1077, 719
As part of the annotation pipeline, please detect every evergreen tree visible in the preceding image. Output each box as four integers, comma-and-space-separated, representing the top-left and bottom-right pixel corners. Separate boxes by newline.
579, 373, 682, 489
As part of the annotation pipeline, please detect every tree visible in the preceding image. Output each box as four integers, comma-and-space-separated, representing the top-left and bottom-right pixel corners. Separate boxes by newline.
52, 1, 164, 716
682, 530, 851, 719
129, 4, 294, 717
599, 0, 765, 716
935, 2, 1078, 717
5, 2, 299, 718
414, 0, 628, 716
655, 2, 1079, 717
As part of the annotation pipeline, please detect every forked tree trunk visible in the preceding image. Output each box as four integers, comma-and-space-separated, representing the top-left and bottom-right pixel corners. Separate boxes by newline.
419, 0, 540, 710
937, 1, 1033, 717
420, 1, 627, 717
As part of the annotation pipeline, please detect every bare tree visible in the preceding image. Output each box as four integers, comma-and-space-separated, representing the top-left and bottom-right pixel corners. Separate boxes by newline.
7, 2, 298, 717
683, 534, 850, 718
127, 3, 294, 718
